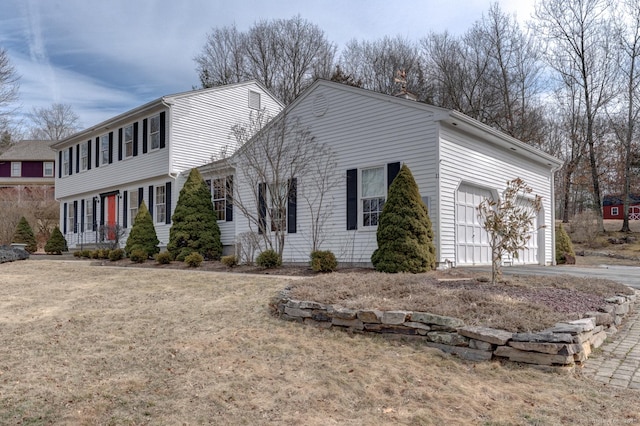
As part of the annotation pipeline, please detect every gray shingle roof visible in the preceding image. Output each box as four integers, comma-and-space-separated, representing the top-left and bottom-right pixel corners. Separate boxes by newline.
0, 140, 56, 161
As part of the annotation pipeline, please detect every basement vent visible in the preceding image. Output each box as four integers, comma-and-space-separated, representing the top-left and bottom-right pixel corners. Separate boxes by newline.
313, 94, 328, 117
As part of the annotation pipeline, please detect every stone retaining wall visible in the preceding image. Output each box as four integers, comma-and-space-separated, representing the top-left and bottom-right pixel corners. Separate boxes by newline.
270, 289, 637, 367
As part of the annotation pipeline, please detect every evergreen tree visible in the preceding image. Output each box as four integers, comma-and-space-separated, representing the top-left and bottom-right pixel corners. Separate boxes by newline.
371, 164, 436, 273
168, 168, 222, 261
12, 216, 37, 253
555, 223, 575, 264
44, 226, 68, 254
125, 201, 159, 258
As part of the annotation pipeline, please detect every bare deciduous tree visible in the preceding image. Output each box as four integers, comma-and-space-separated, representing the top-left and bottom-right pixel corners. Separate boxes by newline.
195, 15, 336, 103
28, 103, 80, 141
478, 178, 542, 284
534, 0, 618, 231
229, 109, 339, 258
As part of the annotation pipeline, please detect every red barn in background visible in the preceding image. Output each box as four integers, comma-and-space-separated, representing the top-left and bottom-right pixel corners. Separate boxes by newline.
603, 195, 640, 220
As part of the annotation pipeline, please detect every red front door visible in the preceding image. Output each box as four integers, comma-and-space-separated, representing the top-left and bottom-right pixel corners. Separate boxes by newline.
106, 194, 116, 240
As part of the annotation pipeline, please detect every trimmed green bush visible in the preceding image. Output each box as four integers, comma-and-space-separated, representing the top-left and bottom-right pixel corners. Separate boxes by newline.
168, 168, 222, 261
184, 252, 204, 267
371, 164, 436, 273
13, 216, 37, 253
155, 252, 172, 264
125, 201, 159, 258
221, 255, 238, 268
256, 249, 281, 269
310, 250, 337, 272
555, 223, 575, 264
109, 248, 125, 261
44, 226, 67, 255
129, 249, 147, 263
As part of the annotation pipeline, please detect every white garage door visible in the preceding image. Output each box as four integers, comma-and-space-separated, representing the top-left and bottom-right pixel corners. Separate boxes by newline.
456, 184, 492, 265
512, 199, 539, 265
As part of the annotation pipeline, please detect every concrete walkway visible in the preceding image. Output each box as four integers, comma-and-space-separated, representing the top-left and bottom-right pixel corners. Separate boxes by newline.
583, 306, 640, 389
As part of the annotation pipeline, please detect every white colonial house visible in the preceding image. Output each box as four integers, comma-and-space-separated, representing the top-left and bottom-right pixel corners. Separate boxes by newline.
200, 80, 563, 267
52, 81, 282, 249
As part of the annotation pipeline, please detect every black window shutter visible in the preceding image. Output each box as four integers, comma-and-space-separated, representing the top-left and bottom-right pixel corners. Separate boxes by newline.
165, 181, 172, 224
58, 151, 62, 178
73, 200, 78, 233
387, 162, 401, 188
225, 175, 233, 222
63, 202, 67, 234
258, 183, 266, 234
133, 122, 139, 156
159, 111, 166, 149
123, 190, 128, 228
287, 178, 297, 234
138, 187, 143, 207
108, 131, 113, 164
75, 144, 80, 173
92, 198, 97, 231
87, 140, 92, 170
68, 147, 73, 176
148, 185, 154, 220
81, 199, 85, 232
142, 119, 148, 153
118, 128, 123, 161
346, 169, 358, 230
99, 196, 105, 227
95, 137, 100, 168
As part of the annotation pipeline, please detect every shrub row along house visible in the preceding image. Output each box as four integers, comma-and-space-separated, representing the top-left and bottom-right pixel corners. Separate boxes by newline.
53, 79, 563, 267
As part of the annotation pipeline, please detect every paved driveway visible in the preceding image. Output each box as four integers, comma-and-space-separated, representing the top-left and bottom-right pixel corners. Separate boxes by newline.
466, 264, 640, 289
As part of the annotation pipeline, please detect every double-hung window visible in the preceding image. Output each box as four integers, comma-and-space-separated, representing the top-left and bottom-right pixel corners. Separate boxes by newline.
213, 178, 227, 221
68, 203, 75, 234
150, 115, 160, 150
80, 142, 88, 171
43, 161, 54, 177
11, 162, 21, 177
269, 183, 287, 232
100, 134, 109, 165
361, 167, 385, 227
124, 124, 134, 158
129, 190, 139, 222
86, 200, 93, 231
63, 150, 70, 176
155, 185, 166, 223
612, 207, 619, 216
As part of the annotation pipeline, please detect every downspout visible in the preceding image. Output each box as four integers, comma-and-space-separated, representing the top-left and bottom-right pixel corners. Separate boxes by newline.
161, 98, 178, 181
550, 163, 562, 266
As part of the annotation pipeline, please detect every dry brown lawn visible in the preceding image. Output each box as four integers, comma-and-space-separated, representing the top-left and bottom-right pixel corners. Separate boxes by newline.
1, 260, 640, 425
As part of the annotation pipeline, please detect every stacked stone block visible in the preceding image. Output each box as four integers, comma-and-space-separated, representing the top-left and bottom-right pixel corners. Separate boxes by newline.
270, 289, 637, 367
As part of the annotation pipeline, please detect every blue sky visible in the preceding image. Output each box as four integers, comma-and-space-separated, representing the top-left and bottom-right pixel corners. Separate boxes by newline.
0, 0, 535, 132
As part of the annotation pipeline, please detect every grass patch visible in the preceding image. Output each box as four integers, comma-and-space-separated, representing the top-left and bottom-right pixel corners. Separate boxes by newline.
0, 260, 639, 425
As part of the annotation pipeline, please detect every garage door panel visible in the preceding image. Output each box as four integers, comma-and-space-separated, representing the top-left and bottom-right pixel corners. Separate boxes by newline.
456, 184, 492, 265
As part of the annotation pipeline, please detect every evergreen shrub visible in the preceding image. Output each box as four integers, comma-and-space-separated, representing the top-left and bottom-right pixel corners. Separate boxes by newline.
310, 250, 337, 272
168, 168, 222, 261
124, 201, 159, 258
256, 249, 281, 269
12, 216, 37, 253
221, 255, 238, 267
129, 249, 147, 263
371, 164, 436, 273
155, 252, 172, 264
44, 226, 68, 255
555, 223, 575, 264
109, 248, 125, 261
185, 252, 204, 267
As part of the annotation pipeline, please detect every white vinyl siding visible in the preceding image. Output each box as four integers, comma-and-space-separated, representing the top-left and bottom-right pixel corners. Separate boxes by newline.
439, 124, 553, 266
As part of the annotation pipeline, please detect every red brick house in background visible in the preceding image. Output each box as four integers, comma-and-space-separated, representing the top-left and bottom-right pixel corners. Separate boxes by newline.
0, 140, 56, 201
603, 194, 640, 220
